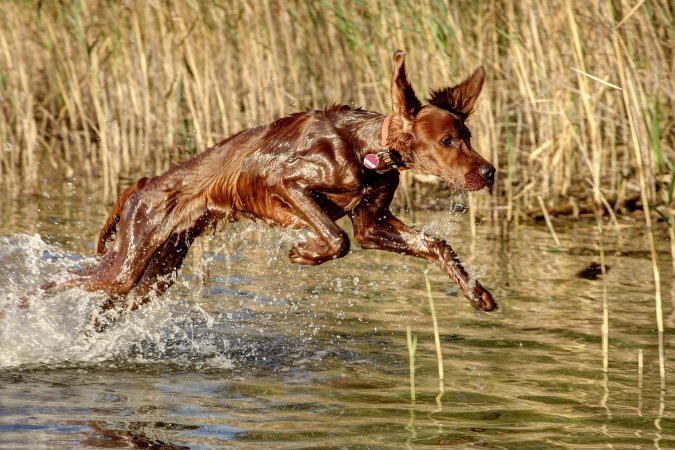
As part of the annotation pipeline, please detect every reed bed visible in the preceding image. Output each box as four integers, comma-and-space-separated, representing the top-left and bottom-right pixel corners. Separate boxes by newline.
0, 0, 673, 219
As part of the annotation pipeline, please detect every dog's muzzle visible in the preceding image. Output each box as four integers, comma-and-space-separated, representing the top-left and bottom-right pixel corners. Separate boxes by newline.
479, 165, 496, 189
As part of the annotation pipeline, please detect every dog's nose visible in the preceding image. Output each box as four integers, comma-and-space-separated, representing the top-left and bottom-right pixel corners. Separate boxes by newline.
479, 165, 495, 184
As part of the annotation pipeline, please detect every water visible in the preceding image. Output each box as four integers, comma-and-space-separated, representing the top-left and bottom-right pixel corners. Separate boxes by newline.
1, 191, 673, 448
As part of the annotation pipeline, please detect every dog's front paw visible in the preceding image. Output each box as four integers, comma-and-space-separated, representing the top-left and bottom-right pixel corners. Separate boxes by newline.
289, 237, 349, 266
468, 283, 497, 312
289, 241, 326, 266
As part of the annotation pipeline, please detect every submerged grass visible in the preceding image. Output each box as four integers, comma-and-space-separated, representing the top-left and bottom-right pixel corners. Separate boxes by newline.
0, 0, 672, 220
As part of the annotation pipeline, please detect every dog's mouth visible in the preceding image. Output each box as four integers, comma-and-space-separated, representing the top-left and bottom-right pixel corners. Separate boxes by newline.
443, 164, 495, 193
446, 177, 493, 194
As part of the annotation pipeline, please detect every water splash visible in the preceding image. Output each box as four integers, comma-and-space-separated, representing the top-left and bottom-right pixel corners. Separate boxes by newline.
0, 233, 233, 371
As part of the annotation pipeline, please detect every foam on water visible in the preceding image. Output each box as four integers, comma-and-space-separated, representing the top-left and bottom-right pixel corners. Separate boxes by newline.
0, 233, 233, 371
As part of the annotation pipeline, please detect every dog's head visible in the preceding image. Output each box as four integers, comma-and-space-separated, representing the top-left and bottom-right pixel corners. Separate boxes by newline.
387, 51, 495, 192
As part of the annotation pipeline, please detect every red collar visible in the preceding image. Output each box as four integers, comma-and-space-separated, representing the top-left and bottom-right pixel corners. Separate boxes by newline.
362, 115, 408, 172
379, 115, 407, 171
381, 114, 392, 148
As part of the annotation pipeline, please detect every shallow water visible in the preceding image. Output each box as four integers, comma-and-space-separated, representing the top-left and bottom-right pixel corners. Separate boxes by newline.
0, 190, 673, 449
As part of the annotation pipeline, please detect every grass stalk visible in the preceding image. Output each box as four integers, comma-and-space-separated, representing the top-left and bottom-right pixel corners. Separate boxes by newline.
537, 195, 561, 248
609, 0, 665, 394
596, 214, 609, 375
637, 348, 643, 416
423, 270, 444, 384
596, 211, 611, 418
406, 325, 417, 404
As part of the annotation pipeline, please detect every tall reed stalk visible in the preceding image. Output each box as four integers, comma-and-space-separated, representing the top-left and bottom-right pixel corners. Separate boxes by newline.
0, 1, 672, 220
607, 1, 666, 396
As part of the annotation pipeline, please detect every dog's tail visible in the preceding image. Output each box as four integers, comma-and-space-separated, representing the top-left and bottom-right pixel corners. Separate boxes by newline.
97, 177, 149, 256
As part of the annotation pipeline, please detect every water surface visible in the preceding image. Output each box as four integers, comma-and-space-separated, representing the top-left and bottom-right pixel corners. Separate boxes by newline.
1, 189, 673, 448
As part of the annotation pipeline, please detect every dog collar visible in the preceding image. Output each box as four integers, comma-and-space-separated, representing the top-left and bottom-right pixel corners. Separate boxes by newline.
362, 115, 409, 172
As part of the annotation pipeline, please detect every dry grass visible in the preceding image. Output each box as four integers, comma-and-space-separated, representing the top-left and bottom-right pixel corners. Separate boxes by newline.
0, 0, 673, 219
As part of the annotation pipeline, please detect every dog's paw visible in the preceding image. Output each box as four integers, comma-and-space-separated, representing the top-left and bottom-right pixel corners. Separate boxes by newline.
468, 283, 497, 312
288, 241, 326, 266
289, 235, 349, 266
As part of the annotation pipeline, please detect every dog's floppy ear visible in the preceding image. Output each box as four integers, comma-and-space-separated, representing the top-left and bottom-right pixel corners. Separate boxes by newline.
428, 66, 485, 118
390, 51, 421, 123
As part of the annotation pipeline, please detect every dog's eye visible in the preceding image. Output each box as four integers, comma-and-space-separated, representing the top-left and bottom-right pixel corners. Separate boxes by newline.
441, 136, 453, 146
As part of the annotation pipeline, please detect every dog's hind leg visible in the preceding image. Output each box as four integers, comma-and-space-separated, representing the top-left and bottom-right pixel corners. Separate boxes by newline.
130, 231, 195, 302
68, 194, 176, 296
86, 232, 195, 333
97, 177, 150, 256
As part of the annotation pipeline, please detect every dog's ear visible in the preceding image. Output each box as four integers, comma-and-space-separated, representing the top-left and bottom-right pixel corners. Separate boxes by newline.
390, 51, 421, 123
428, 66, 485, 118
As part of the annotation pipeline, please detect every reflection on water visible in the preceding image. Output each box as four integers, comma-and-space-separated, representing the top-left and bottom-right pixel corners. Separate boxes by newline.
0, 191, 673, 448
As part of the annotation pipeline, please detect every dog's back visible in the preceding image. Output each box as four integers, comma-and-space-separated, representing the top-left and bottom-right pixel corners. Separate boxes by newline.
100, 106, 378, 252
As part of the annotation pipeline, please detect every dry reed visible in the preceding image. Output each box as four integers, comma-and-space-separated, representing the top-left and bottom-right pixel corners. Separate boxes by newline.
607, 0, 666, 396
0, 0, 672, 222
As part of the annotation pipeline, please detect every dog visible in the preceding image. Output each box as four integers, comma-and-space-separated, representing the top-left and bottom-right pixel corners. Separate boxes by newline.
57, 51, 497, 329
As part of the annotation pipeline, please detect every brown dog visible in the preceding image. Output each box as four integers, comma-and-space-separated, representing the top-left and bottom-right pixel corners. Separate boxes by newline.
61, 51, 496, 326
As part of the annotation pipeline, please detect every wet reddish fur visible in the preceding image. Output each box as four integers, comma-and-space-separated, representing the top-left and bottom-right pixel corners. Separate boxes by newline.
63, 51, 497, 326
97, 177, 149, 255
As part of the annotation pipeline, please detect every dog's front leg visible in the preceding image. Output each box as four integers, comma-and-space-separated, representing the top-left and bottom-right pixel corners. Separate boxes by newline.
351, 208, 496, 311
276, 182, 350, 266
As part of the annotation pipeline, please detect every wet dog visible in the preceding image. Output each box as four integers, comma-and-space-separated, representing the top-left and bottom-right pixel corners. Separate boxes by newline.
58, 51, 497, 330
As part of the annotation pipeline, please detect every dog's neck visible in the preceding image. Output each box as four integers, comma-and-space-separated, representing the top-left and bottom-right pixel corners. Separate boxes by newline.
381, 114, 392, 148
329, 108, 409, 170
379, 114, 408, 171
364, 113, 391, 153
360, 114, 398, 153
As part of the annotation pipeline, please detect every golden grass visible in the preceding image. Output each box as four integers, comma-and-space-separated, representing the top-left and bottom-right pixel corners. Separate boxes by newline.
0, 0, 673, 219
